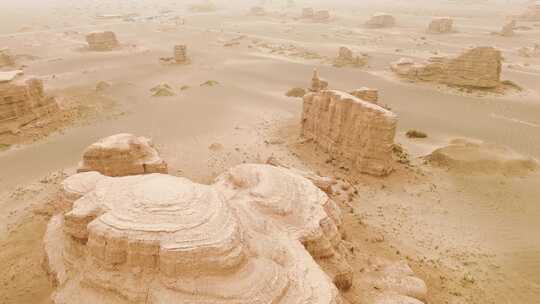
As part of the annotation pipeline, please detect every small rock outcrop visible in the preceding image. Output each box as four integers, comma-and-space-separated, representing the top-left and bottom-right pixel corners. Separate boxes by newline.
365, 13, 395, 28
310, 69, 329, 92
0, 72, 59, 134
173, 45, 188, 63
427, 17, 453, 34
77, 133, 168, 176
0, 48, 14, 67
391, 47, 502, 88
302, 84, 397, 176
44, 163, 350, 303
85, 31, 119, 51
333, 47, 367, 68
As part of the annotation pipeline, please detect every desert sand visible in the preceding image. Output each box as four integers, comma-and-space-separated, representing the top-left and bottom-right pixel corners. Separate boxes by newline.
1, 0, 540, 303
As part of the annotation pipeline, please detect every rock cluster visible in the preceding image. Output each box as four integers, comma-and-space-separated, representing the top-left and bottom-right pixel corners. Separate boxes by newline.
0, 48, 14, 67
427, 17, 453, 34
391, 47, 502, 88
333, 47, 367, 68
85, 31, 119, 51
365, 13, 395, 28
173, 45, 188, 63
44, 163, 350, 303
302, 86, 397, 176
77, 133, 168, 176
0, 72, 59, 134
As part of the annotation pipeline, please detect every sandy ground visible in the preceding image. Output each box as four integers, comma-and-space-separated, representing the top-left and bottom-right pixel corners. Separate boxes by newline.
1, 0, 540, 303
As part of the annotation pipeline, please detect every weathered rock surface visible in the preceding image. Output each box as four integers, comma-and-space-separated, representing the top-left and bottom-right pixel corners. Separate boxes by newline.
350, 87, 379, 104
391, 47, 502, 88
366, 13, 395, 28
333, 47, 367, 68
86, 31, 119, 51
44, 164, 348, 303
77, 133, 168, 176
0, 73, 59, 134
0, 48, 15, 67
427, 17, 453, 34
301, 90, 397, 176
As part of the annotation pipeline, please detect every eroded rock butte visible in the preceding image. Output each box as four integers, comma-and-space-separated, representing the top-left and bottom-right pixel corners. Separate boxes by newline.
86, 31, 119, 51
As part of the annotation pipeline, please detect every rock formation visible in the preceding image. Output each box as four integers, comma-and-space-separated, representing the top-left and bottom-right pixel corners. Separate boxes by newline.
85, 31, 119, 51
150, 83, 175, 96
427, 17, 453, 34
365, 13, 395, 28
173, 45, 188, 63
302, 7, 314, 18
333, 47, 367, 68
314, 10, 331, 22
310, 69, 328, 92
391, 47, 502, 88
517, 1, 540, 21
77, 133, 168, 176
0, 72, 59, 134
301, 88, 397, 176
500, 20, 516, 37
518, 43, 540, 57
44, 163, 350, 303
286, 87, 306, 97
350, 87, 379, 104
0, 48, 14, 67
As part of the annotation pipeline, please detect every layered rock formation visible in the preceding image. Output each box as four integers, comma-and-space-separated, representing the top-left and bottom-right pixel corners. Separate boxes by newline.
301, 90, 397, 176
0, 72, 59, 134
350, 87, 379, 104
333, 47, 367, 68
365, 13, 395, 28
44, 163, 350, 304
174, 45, 188, 63
85, 31, 119, 51
77, 133, 168, 176
0, 48, 14, 67
427, 17, 453, 34
391, 47, 502, 88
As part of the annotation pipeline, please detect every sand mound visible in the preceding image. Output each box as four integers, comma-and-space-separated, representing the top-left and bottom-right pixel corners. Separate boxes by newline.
427, 139, 538, 175
77, 133, 168, 176
44, 164, 349, 303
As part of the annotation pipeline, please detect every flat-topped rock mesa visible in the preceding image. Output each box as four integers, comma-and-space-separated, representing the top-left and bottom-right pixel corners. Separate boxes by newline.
85, 31, 119, 51
302, 76, 397, 176
77, 133, 168, 176
250, 6, 266, 16
391, 46, 502, 89
333, 47, 367, 68
0, 48, 15, 67
174, 45, 188, 63
365, 13, 395, 28
499, 20, 516, 37
427, 17, 453, 34
0, 71, 59, 134
517, 1, 540, 21
44, 164, 349, 303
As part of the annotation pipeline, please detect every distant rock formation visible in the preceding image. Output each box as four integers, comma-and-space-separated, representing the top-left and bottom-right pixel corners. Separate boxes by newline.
350, 87, 379, 104
500, 20, 516, 37
85, 31, 119, 51
518, 43, 540, 57
427, 17, 453, 34
517, 1, 540, 21
77, 133, 168, 176
333, 47, 367, 68
365, 13, 395, 28
301, 7, 330, 22
174, 45, 188, 63
302, 82, 397, 176
44, 163, 350, 303
250, 6, 266, 16
0, 48, 14, 67
0, 72, 59, 134
391, 46, 502, 88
